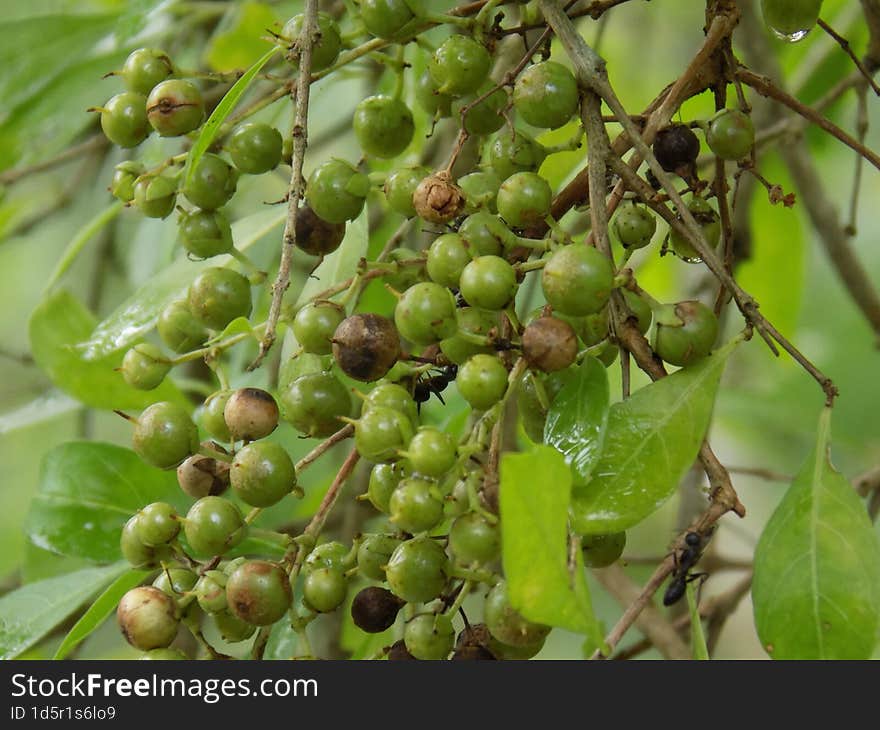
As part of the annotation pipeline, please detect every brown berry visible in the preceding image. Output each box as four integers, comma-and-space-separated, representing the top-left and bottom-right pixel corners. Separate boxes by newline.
653, 124, 700, 177
332, 313, 401, 382
223, 388, 279, 442
522, 316, 578, 372
387, 639, 418, 660
176, 453, 230, 499
117, 586, 179, 651
351, 586, 405, 633
452, 644, 497, 660
412, 171, 464, 224
294, 205, 346, 256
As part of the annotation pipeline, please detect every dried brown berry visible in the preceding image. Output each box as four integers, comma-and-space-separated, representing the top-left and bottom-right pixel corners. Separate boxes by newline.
223, 387, 279, 442
350, 586, 405, 633
653, 124, 700, 177
332, 313, 402, 382
387, 638, 418, 660
522, 316, 578, 372
412, 170, 464, 224
294, 205, 346, 256
451, 644, 497, 660
176, 453, 230, 499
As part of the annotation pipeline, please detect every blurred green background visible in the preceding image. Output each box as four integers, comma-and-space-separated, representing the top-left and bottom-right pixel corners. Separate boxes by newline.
0, 0, 877, 659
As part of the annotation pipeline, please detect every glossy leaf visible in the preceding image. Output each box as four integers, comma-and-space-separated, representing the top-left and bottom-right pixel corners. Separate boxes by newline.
544, 356, 610, 485
28, 290, 184, 410
25, 441, 184, 563
77, 207, 286, 360
752, 408, 880, 659
184, 45, 281, 188
0, 390, 79, 436
53, 568, 152, 659
570, 342, 735, 535
500, 446, 603, 644
0, 562, 127, 660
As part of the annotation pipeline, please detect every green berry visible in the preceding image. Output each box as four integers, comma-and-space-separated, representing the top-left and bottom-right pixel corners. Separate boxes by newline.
389, 476, 444, 533
394, 282, 458, 346
357, 534, 401, 581
226, 560, 292, 625
353, 405, 414, 462
458, 211, 514, 256
456, 354, 508, 410
117, 586, 179, 651
484, 580, 550, 647
459, 255, 518, 311
184, 496, 246, 557
706, 109, 755, 161
146, 79, 204, 137
429, 35, 491, 97
231, 441, 296, 507
303, 567, 347, 613
132, 401, 199, 469
486, 128, 547, 180
513, 61, 579, 129
404, 613, 454, 660
353, 95, 415, 158
283, 12, 342, 71
213, 610, 256, 642
98, 92, 149, 148
120, 515, 171, 568
761, 0, 822, 41
415, 69, 453, 118
293, 301, 345, 355
668, 195, 720, 261
366, 462, 404, 513
280, 372, 353, 437
458, 169, 502, 213
581, 532, 627, 568
385, 166, 431, 217
453, 85, 506, 135
652, 300, 718, 366
306, 159, 369, 224
132, 174, 177, 219
541, 244, 614, 316
195, 570, 228, 613
121, 343, 170, 390
360, 0, 418, 40
182, 153, 238, 211
612, 202, 657, 249
227, 122, 283, 174
621, 289, 652, 335
121, 48, 172, 95
496, 172, 552, 228
385, 536, 449, 604
110, 161, 145, 202
223, 387, 279, 442
178, 208, 233, 258
363, 382, 419, 426
440, 307, 498, 364
157, 299, 208, 353
449, 512, 500, 565
187, 266, 252, 330
140, 648, 188, 660
136, 502, 180, 547
202, 389, 233, 441
152, 567, 198, 598
404, 427, 457, 478
304, 541, 349, 573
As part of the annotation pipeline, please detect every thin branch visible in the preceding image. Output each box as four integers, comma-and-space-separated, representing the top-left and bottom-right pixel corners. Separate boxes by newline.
252, 0, 319, 369
0, 135, 106, 185
294, 424, 354, 473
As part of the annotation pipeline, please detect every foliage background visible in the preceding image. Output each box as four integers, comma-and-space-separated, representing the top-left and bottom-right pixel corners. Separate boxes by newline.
0, 0, 877, 658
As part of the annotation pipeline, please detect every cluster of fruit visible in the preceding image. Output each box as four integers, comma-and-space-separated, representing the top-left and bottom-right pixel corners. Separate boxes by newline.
99, 1, 764, 659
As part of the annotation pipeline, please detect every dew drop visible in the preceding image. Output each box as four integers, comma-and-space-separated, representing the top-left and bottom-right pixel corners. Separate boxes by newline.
768, 26, 811, 43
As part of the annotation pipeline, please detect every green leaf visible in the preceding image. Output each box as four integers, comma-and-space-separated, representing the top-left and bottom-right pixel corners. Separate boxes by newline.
499, 445, 603, 645
752, 408, 880, 659
687, 581, 709, 660
0, 562, 127, 660
184, 45, 281, 189
0, 390, 79, 436
544, 356, 610, 485
28, 290, 184, 410
53, 568, 152, 659
25, 441, 184, 563
570, 341, 735, 535
205, 2, 280, 72
77, 207, 286, 360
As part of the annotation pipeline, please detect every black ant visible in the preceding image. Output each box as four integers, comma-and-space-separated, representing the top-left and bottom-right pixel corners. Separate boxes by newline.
662, 530, 710, 606
412, 364, 458, 411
